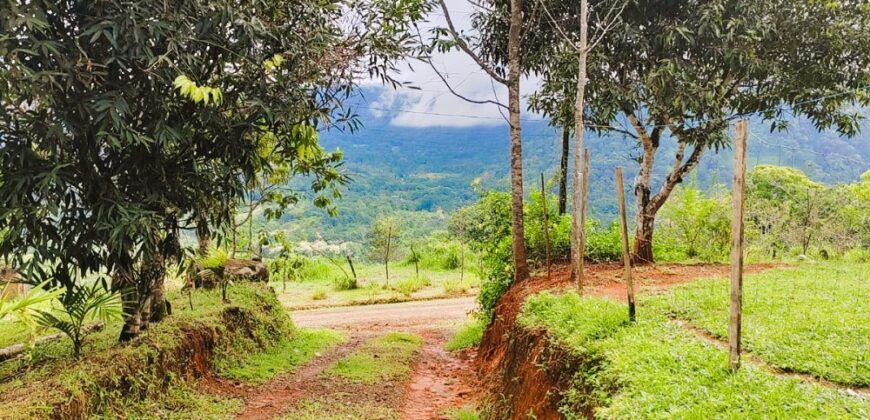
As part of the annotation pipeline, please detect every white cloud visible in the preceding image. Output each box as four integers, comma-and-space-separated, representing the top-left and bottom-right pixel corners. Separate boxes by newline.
365, 0, 542, 128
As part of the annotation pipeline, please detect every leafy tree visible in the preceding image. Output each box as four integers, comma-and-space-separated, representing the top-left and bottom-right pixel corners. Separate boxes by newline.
0, 0, 429, 340
476, 0, 870, 262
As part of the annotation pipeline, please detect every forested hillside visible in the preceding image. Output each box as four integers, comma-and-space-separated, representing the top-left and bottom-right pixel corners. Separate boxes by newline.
268, 97, 870, 244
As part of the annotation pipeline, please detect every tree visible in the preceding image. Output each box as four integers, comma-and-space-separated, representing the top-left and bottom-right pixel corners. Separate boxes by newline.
0, 0, 429, 340
369, 217, 401, 285
478, 0, 870, 263
432, 0, 530, 281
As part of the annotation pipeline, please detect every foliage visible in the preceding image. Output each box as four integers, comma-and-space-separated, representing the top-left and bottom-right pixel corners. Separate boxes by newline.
519, 289, 868, 418
0, 283, 293, 417
325, 332, 422, 384
0, 0, 431, 339
267, 232, 307, 292
219, 328, 344, 384
368, 216, 402, 262
444, 319, 487, 352
658, 182, 731, 261
0, 282, 62, 353
647, 263, 870, 386
746, 165, 870, 258
35, 282, 123, 358
474, 0, 870, 261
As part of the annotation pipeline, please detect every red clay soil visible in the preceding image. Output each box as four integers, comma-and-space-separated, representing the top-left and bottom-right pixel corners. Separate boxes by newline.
477, 262, 783, 419
401, 329, 479, 419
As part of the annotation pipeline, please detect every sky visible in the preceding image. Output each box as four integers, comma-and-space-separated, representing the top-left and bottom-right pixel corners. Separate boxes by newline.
364, 0, 542, 128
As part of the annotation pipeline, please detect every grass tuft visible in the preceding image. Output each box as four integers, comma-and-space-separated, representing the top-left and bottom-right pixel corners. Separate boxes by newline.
326, 332, 422, 384
445, 318, 486, 352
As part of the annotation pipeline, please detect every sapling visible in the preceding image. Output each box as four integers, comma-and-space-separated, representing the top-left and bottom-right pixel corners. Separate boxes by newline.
35, 282, 122, 358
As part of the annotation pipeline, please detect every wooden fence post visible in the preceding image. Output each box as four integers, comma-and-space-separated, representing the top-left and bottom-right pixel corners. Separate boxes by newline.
615, 167, 635, 322
541, 173, 552, 281
729, 120, 749, 371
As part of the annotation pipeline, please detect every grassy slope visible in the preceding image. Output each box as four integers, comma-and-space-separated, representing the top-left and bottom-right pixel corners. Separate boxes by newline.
647, 263, 869, 386
0, 283, 307, 418
518, 264, 870, 419
444, 318, 486, 352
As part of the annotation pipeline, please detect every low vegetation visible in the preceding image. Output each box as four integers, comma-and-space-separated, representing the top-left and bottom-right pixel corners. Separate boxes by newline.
0, 284, 295, 418
326, 332, 422, 384
648, 263, 869, 386
445, 319, 487, 352
516, 264, 869, 418
220, 328, 345, 384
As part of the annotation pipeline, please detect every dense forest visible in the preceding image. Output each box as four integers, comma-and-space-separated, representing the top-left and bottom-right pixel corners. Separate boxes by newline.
268, 99, 870, 244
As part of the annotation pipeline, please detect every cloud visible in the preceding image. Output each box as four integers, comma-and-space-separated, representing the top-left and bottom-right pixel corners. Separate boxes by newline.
363, 0, 542, 128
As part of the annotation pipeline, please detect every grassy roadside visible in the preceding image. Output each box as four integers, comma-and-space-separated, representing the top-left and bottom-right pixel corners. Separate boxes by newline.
0, 284, 308, 418
517, 263, 870, 418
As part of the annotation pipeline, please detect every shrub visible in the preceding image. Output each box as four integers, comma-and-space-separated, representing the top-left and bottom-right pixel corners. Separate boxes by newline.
392, 277, 430, 296
311, 288, 328, 300
36, 282, 123, 358
332, 276, 358, 291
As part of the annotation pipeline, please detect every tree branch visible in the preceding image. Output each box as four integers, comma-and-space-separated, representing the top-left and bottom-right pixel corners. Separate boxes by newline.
650, 142, 705, 212
437, 0, 509, 85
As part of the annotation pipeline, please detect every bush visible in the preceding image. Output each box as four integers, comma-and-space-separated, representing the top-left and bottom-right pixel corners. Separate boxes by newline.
392, 277, 430, 296
332, 276, 358, 291
585, 220, 622, 262
311, 287, 328, 300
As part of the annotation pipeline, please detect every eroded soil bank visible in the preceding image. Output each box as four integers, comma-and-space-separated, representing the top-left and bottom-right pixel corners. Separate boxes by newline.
477, 262, 782, 419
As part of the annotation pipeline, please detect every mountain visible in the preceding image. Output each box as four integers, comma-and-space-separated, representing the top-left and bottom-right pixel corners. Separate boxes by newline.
264, 99, 870, 244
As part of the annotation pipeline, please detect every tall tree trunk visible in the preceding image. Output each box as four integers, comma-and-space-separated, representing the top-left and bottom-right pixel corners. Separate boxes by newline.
558, 126, 570, 215
627, 117, 706, 264
508, 0, 529, 282
571, 0, 589, 289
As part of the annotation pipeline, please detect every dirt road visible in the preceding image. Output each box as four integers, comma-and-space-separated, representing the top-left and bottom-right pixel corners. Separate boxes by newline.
290, 297, 476, 329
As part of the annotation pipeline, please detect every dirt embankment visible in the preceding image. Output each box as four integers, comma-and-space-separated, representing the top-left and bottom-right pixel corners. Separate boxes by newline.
477, 262, 782, 419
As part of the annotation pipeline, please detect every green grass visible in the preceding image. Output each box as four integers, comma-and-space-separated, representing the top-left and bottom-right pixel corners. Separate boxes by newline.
0, 283, 295, 418
280, 396, 398, 419
269, 259, 480, 309
444, 318, 486, 352
391, 276, 431, 296
444, 405, 481, 420
646, 262, 869, 386
114, 383, 243, 419
519, 290, 869, 418
219, 328, 344, 384
325, 332, 422, 384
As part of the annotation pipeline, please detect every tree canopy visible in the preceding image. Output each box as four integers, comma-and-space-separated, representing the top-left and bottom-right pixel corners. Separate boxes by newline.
473, 0, 870, 261
0, 0, 429, 338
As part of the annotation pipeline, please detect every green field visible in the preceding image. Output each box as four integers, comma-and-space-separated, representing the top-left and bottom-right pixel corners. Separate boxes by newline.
269, 259, 480, 310
648, 263, 869, 386
518, 263, 869, 418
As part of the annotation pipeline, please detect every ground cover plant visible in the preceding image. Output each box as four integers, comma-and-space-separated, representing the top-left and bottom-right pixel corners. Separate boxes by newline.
445, 318, 487, 352
647, 262, 870, 386
325, 332, 423, 384
517, 274, 869, 418
220, 328, 345, 384
0, 283, 304, 418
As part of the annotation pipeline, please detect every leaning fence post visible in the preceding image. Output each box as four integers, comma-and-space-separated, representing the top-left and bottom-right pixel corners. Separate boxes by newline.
615, 167, 635, 322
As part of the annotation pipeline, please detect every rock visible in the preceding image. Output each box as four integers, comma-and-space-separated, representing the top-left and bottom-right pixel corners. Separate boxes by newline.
225, 258, 269, 282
